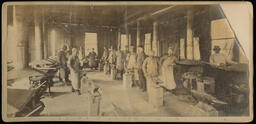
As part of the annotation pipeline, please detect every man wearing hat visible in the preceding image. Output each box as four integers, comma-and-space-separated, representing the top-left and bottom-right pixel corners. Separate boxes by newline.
210, 45, 237, 66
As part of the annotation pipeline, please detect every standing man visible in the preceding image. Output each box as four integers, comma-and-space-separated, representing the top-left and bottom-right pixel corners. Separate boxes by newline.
123, 46, 129, 73
108, 47, 117, 67
142, 50, 163, 108
102, 47, 109, 61
160, 47, 178, 90
78, 46, 85, 67
135, 46, 146, 91
116, 49, 124, 79
57, 45, 68, 86
108, 47, 117, 79
126, 46, 137, 87
103, 47, 110, 75
67, 48, 81, 95
88, 48, 97, 70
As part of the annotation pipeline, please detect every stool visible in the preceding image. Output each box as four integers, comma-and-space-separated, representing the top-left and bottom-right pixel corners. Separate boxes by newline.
182, 72, 198, 90
196, 76, 215, 94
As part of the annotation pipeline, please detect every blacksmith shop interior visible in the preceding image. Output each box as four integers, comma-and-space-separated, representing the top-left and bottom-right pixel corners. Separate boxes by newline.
6, 4, 249, 117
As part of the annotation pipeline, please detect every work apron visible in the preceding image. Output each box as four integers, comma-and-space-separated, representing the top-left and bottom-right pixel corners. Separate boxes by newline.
161, 57, 177, 90
146, 77, 164, 108
70, 70, 80, 90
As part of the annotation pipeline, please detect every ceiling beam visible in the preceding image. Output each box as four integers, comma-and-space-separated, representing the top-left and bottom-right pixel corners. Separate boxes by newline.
120, 5, 176, 28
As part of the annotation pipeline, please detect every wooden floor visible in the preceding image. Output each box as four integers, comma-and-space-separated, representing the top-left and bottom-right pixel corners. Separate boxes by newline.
8, 69, 214, 117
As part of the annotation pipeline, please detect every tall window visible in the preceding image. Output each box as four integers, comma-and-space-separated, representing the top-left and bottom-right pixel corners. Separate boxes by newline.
120, 34, 129, 51
50, 29, 56, 56
144, 33, 151, 55
211, 18, 235, 61
85, 33, 98, 56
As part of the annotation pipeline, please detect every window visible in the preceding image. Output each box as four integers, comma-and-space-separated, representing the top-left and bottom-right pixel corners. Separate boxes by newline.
50, 29, 56, 56
85, 33, 98, 56
211, 19, 235, 61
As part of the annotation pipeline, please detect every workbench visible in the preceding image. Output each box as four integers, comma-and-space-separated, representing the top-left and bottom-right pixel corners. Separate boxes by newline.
29, 57, 59, 96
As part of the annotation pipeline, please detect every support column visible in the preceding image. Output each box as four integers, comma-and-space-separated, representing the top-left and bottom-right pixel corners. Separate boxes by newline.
34, 10, 43, 60
180, 38, 185, 59
136, 21, 141, 49
14, 6, 28, 69
186, 9, 194, 60
42, 8, 48, 59
152, 21, 159, 56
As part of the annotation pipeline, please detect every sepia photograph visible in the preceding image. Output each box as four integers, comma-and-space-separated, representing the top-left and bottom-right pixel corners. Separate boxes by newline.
2, 1, 253, 122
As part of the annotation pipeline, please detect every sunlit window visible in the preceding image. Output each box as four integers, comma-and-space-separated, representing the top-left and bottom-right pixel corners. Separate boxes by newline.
50, 29, 56, 56
85, 33, 98, 56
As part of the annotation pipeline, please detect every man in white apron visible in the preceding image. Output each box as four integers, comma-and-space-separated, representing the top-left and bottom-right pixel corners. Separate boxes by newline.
160, 47, 178, 90
68, 48, 81, 95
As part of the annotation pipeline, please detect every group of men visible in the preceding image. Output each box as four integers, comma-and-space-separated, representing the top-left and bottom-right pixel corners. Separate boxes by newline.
101, 45, 148, 92
100, 45, 179, 108
57, 44, 98, 95
57, 42, 236, 107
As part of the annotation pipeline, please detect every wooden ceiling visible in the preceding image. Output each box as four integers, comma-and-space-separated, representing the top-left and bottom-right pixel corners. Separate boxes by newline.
9, 4, 223, 32
16, 5, 170, 27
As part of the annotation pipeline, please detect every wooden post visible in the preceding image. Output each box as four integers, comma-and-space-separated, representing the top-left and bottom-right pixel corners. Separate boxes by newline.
136, 21, 141, 52
34, 10, 43, 60
152, 21, 159, 56
14, 6, 28, 69
186, 9, 194, 60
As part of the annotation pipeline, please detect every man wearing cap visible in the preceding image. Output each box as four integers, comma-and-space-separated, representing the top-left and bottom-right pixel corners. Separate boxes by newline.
160, 46, 178, 90
142, 50, 163, 108
67, 48, 81, 95
210, 45, 237, 66
57, 44, 68, 85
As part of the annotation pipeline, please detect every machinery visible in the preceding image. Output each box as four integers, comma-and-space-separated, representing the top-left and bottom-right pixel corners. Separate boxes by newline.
7, 78, 46, 117
29, 56, 59, 96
